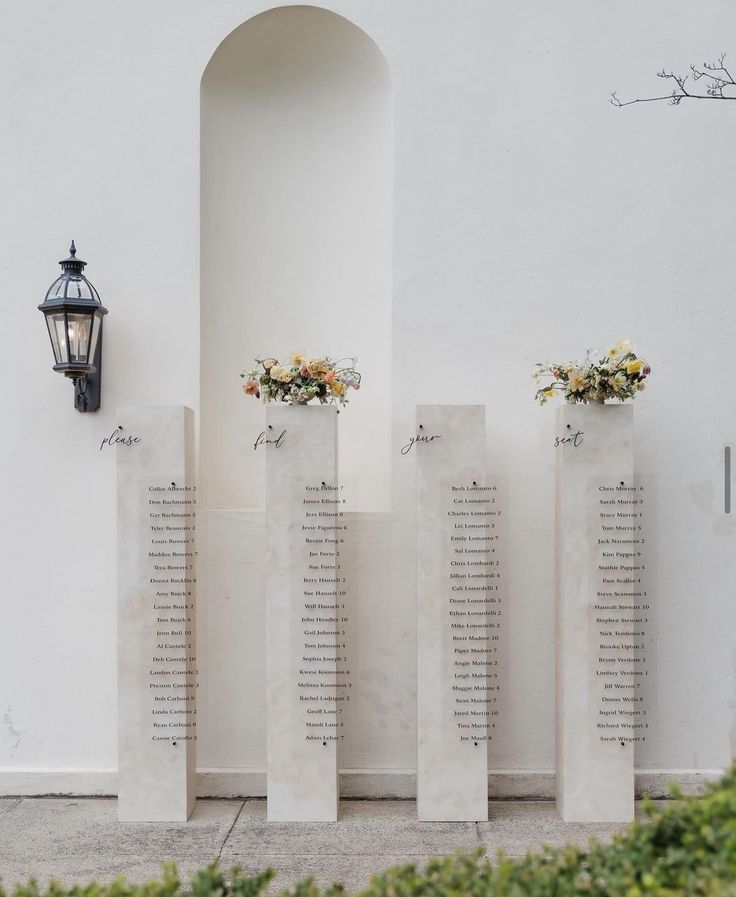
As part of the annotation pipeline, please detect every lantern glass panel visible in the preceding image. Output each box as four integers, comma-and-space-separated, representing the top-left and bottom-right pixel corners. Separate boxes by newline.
67, 276, 85, 299
45, 313, 65, 363
66, 312, 93, 364
88, 312, 102, 364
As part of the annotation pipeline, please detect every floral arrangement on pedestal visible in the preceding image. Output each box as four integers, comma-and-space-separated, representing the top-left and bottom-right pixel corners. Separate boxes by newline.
241, 353, 361, 406
534, 342, 650, 405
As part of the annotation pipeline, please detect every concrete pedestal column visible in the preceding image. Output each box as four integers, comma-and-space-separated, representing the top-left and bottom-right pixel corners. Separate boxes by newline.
555, 403, 635, 823
416, 404, 490, 822
117, 406, 197, 822
266, 404, 339, 821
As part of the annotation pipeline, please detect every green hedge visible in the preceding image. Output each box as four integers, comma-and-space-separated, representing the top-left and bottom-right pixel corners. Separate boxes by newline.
4, 768, 736, 897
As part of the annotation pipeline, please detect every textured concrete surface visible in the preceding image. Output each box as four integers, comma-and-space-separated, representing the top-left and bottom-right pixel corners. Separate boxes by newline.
0, 799, 648, 892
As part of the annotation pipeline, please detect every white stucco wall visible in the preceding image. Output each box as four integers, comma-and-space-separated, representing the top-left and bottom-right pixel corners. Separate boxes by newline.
0, 0, 734, 797
200, 7, 392, 513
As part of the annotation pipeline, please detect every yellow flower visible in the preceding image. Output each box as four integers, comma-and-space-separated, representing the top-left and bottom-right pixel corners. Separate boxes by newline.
331, 379, 345, 397
290, 351, 305, 366
270, 365, 293, 383
626, 358, 644, 375
608, 345, 621, 359
307, 357, 331, 377
544, 387, 556, 398
611, 371, 627, 391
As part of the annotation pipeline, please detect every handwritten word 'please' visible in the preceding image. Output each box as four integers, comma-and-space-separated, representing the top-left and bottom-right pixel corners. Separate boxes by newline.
254, 429, 287, 451
554, 430, 584, 448
100, 430, 142, 451
401, 433, 442, 455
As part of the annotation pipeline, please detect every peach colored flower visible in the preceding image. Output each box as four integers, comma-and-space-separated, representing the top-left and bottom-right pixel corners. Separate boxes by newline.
324, 370, 336, 385
243, 379, 260, 396
263, 357, 277, 371
307, 357, 331, 377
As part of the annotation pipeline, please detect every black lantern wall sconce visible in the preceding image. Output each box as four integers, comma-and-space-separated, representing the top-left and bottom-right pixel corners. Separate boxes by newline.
38, 242, 108, 412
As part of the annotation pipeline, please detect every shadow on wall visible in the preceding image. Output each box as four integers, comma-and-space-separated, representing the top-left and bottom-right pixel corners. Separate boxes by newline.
200, 5, 393, 513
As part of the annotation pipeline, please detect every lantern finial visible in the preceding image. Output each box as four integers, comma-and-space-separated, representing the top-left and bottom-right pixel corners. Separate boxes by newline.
60, 241, 85, 271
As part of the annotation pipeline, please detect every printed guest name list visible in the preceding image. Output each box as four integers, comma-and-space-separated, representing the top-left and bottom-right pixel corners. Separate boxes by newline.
148, 484, 197, 743
299, 482, 350, 743
448, 482, 502, 744
593, 482, 648, 745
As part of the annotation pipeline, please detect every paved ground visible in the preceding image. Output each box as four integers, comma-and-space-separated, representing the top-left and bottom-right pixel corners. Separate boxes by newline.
0, 798, 647, 892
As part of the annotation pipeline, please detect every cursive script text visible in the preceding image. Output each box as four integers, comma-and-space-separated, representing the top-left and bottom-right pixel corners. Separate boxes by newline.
554, 430, 584, 448
254, 428, 287, 451
100, 429, 142, 451
401, 433, 442, 455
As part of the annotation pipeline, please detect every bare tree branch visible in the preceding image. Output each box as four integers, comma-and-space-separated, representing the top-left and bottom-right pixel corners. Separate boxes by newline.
612, 53, 736, 106
703, 52, 735, 83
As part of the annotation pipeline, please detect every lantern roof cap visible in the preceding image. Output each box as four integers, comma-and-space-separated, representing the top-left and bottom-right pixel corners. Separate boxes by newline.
38, 241, 107, 314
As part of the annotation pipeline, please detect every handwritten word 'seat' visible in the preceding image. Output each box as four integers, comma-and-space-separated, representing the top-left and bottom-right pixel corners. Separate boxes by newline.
254, 428, 287, 451
554, 430, 584, 448
401, 433, 442, 455
100, 429, 142, 451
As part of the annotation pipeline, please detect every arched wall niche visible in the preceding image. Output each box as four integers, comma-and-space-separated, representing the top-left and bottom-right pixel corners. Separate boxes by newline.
200, 5, 392, 511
